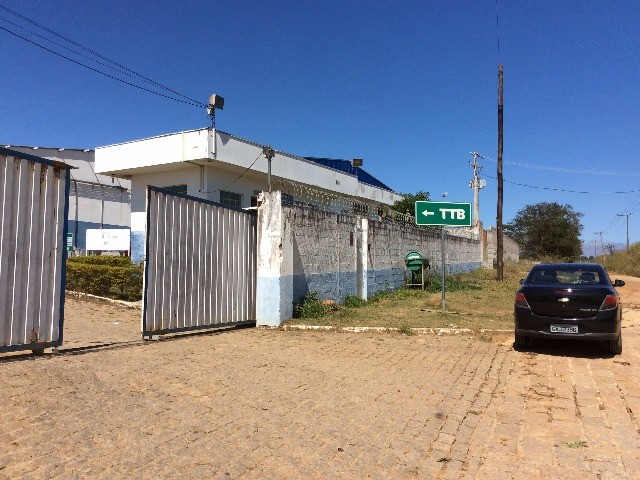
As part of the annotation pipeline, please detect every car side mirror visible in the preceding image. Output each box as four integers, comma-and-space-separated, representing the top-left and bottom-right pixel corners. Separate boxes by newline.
614, 280, 625, 287
519, 279, 524, 285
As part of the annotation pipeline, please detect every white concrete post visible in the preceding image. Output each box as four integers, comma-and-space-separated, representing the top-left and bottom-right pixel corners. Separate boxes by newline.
356, 217, 368, 300
256, 191, 293, 326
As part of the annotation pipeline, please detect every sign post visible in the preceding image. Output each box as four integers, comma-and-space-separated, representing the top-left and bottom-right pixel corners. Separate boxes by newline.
415, 201, 472, 312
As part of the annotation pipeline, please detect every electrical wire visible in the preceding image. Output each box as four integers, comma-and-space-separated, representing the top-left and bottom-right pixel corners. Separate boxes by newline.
0, 16, 178, 93
0, 4, 204, 106
495, 0, 501, 60
482, 155, 640, 176
481, 173, 640, 195
0, 25, 202, 107
209, 152, 264, 193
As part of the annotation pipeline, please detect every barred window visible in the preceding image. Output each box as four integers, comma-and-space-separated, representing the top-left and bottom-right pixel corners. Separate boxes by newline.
164, 184, 187, 194
220, 190, 242, 208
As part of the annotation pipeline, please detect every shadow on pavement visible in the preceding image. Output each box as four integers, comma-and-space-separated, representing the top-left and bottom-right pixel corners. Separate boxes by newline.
513, 337, 618, 359
0, 324, 256, 362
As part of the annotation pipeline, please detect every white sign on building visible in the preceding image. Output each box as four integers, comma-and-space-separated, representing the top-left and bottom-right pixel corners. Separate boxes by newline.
86, 229, 131, 251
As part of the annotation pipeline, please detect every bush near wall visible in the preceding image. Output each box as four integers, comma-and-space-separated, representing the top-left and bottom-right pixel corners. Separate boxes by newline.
66, 256, 143, 301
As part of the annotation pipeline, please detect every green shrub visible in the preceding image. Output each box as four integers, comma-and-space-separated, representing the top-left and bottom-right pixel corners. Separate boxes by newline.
293, 292, 327, 319
69, 255, 132, 267
344, 295, 367, 308
66, 257, 143, 301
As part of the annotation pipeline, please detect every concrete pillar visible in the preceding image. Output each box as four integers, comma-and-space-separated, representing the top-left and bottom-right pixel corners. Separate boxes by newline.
256, 191, 293, 326
356, 217, 368, 300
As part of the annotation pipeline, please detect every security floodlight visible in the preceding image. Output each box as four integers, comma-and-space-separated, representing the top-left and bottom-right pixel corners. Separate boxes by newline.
206, 94, 225, 129
207, 94, 224, 114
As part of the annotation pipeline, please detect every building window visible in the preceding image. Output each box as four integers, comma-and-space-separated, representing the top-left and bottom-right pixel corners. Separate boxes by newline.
281, 192, 294, 207
165, 184, 187, 194
220, 190, 242, 208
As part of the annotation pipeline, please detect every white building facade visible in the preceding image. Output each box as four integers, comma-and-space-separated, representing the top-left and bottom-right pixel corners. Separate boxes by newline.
95, 128, 402, 263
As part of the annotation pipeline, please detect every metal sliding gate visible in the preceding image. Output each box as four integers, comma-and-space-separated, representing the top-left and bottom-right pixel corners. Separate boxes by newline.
142, 186, 257, 338
0, 148, 70, 353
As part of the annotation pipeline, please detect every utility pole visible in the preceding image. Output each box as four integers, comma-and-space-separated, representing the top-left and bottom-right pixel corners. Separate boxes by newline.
617, 213, 631, 252
593, 238, 597, 257
594, 231, 604, 258
496, 64, 504, 281
469, 152, 486, 235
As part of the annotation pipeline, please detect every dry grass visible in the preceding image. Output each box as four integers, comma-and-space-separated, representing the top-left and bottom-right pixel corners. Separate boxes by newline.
285, 262, 530, 331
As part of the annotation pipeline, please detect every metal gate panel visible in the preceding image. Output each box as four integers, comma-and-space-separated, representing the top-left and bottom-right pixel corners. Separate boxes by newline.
142, 187, 256, 337
0, 149, 70, 353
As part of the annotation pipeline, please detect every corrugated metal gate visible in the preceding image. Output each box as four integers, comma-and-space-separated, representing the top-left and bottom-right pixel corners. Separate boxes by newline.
0, 148, 70, 353
142, 187, 256, 338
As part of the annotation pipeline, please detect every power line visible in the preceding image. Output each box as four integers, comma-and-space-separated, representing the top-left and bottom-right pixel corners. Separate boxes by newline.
481, 173, 640, 194
0, 16, 172, 92
0, 25, 202, 107
0, 4, 204, 107
482, 155, 640, 176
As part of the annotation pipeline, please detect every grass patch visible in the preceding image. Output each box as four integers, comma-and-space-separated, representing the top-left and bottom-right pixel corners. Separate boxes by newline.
284, 262, 529, 331
563, 440, 587, 449
293, 292, 327, 319
398, 324, 414, 336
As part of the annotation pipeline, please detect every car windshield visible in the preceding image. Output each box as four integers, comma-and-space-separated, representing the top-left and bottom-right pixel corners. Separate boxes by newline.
529, 268, 604, 285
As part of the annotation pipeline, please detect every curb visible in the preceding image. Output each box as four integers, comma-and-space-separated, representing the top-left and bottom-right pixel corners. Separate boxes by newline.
280, 325, 514, 335
66, 290, 142, 310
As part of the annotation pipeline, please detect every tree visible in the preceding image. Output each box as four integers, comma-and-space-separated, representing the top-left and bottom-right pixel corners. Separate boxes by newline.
392, 190, 430, 216
504, 202, 583, 260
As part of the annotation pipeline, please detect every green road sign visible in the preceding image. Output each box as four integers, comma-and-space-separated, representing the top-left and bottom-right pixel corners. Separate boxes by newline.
66, 233, 74, 252
415, 201, 472, 227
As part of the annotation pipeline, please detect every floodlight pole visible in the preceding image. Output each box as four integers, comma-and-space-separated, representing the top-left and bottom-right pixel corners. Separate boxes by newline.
263, 145, 276, 192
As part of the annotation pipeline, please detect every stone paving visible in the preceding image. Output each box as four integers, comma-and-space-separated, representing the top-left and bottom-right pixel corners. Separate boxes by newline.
1, 296, 640, 479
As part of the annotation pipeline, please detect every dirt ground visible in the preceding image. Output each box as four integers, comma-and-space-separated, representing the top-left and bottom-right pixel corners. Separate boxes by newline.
1, 280, 640, 478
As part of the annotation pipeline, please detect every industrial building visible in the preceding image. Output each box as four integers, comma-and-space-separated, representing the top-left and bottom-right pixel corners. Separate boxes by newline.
95, 128, 402, 262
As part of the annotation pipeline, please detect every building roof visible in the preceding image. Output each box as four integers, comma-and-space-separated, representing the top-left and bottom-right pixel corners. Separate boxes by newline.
303, 157, 393, 192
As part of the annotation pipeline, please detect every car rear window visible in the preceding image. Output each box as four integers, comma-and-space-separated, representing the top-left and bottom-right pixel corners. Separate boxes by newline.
529, 268, 603, 285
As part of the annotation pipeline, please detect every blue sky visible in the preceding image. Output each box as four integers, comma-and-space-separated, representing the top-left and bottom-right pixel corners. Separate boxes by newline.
1, 1, 639, 253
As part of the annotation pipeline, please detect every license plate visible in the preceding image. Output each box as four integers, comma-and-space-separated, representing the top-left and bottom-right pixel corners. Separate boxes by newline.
550, 325, 578, 334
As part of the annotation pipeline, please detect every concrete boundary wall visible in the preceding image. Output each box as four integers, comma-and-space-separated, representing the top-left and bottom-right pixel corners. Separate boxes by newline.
256, 191, 482, 326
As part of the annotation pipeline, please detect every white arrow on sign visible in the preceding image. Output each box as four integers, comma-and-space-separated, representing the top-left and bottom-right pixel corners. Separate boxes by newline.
423, 210, 435, 217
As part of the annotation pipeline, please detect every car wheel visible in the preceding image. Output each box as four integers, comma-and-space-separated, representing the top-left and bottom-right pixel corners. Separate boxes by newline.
514, 334, 529, 350
608, 335, 622, 355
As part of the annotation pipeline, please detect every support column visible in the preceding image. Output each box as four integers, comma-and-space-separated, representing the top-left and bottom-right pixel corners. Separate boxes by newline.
356, 217, 368, 300
256, 191, 293, 326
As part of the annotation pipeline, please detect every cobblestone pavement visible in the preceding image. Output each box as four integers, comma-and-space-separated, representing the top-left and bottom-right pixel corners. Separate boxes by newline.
1, 296, 640, 479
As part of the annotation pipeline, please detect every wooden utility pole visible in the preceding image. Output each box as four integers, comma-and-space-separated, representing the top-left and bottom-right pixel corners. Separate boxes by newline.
496, 64, 504, 281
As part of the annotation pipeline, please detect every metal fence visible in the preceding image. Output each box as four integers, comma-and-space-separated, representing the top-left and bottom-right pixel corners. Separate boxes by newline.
0, 148, 70, 353
142, 187, 257, 337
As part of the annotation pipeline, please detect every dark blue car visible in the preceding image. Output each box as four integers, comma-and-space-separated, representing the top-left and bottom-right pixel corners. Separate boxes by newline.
514, 263, 624, 354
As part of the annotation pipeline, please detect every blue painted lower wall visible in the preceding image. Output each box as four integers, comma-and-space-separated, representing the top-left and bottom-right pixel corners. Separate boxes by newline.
256, 275, 294, 326
292, 261, 483, 305
292, 271, 357, 305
